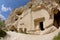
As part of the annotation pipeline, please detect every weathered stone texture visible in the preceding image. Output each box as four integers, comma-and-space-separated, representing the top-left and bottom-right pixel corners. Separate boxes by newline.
5, 0, 60, 34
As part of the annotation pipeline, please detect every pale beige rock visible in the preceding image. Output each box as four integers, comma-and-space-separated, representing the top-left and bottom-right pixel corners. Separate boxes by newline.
40, 26, 57, 35
5, 0, 60, 35
3, 29, 60, 40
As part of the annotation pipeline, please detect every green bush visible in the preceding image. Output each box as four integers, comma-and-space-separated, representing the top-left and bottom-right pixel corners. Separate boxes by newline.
0, 21, 5, 27
0, 30, 7, 38
53, 32, 60, 40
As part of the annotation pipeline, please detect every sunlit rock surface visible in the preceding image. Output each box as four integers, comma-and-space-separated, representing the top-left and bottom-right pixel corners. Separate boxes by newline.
1, 28, 60, 40
5, 0, 60, 35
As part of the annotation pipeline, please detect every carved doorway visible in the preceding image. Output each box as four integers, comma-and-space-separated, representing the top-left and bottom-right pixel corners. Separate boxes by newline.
34, 17, 45, 31
39, 22, 44, 31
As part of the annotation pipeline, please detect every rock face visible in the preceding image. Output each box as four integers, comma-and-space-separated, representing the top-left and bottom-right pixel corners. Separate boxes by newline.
2, 29, 60, 40
5, 0, 60, 34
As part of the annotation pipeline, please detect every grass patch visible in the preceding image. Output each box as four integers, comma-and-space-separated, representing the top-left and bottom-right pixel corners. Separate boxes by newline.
53, 32, 60, 40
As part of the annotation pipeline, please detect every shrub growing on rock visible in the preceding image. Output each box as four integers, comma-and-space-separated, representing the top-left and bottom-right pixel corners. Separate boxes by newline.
0, 30, 7, 38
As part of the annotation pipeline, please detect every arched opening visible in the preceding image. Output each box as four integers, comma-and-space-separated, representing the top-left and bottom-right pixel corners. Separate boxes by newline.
10, 26, 18, 32
15, 11, 22, 15
15, 8, 24, 16
53, 10, 60, 29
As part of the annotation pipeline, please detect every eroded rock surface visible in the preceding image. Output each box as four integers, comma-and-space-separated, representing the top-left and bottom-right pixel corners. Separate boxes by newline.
5, 0, 60, 34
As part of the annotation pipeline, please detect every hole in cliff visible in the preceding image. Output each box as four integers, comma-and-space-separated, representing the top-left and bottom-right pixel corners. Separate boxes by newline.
10, 26, 18, 32
53, 10, 60, 29
11, 30, 14, 31
16, 12, 22, 15
39, 22, 44, 31
29, 4, 32, 8
15, 17, 18, 21
15, 9, 22, 15
15, 18, 18, 21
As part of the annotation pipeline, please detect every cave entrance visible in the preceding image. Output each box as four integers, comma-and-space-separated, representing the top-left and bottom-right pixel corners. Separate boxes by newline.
54, 10, 60, 28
